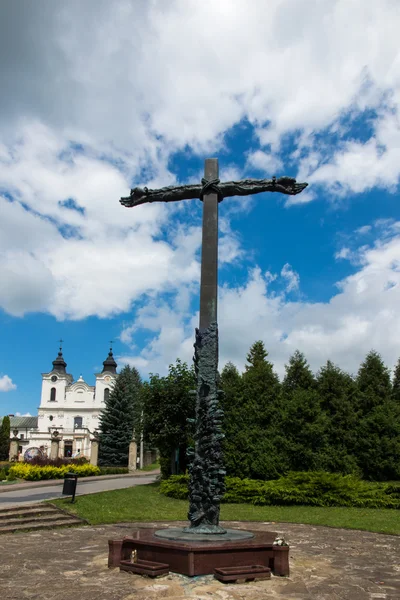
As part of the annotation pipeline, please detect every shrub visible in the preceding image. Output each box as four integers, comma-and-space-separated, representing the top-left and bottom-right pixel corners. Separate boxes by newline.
160, 471, 400, 509
0, 462, 11, 475
160, 474, 190, 500
99, 466, 129, 475
8, 463, 100, 481
28, 456, 88, 467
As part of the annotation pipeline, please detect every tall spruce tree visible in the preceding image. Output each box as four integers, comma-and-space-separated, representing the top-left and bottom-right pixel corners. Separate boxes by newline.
316, 360, 360, 474
356, 350, 391, 413
392, 357, 400, 404
282, 349, 315, 394
220, 361, 247, 478
220, 342, 284, 480
242, 341, 284, 479
0, 416, 10, 461
245, 341, 268, 369
141, 359, 196, 478
281, 350, 328, 471
98, 365, 142, 466
355, 350, 400, 480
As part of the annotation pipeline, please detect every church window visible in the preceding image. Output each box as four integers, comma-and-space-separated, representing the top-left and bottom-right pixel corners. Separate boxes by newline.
104, 388, 109, 402
49, 415, 54, 422
74, 416, 83, 429
50, 387, 56, 401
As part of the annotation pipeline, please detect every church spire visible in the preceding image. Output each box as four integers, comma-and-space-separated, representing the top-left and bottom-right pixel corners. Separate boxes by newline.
102, 343, 117, 374
52, 340, 67, 374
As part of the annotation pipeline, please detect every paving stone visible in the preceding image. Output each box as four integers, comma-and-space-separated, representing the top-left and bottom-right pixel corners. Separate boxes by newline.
0, 520, 398, 599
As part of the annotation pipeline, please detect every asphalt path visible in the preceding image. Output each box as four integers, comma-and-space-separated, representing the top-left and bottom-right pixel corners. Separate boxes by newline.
0, 473, 157, 508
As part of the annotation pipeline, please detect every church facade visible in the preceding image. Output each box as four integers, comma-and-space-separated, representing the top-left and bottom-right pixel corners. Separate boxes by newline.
12, 346, 117, 460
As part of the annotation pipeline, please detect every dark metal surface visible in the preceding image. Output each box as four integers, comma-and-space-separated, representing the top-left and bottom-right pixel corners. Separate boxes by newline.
154, 527, 254, 542
185, 322, 225, 534
199, 158, 218, 330
120, 176, 308, 207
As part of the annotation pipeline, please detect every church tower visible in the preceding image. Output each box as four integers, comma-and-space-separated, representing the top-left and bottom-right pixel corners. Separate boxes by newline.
95, 347, 118, 407
40, 343, 73, 407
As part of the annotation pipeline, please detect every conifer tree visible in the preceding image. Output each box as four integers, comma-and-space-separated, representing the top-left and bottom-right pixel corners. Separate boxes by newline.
281, 350, 327, 471
98, 365, 142, 466
356, 350, 391, 414
282, 349, 315, 394
316, 360, 360, 474
220, 342, 284, 480
0, 416, 10, 461
391, 357, 400, 404
355, 350, 400, 480
141, 359, 195, 478
219, 361, 246, 478
245, 341, 268, 369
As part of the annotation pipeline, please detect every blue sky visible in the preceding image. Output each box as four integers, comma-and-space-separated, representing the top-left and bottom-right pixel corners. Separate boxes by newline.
1, 0, 400, 416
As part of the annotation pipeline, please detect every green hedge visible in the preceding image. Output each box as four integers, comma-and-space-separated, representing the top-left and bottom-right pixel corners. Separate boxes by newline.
160, 471, 400, 509
99, 467, 129, 475
9, 463, 101, 481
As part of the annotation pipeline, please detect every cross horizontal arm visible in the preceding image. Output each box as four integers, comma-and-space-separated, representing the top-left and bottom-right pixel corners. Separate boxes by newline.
120, 176, 308, 207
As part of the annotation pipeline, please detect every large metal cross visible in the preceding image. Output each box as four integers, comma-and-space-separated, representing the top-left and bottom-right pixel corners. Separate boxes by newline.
120, 159, 307, 535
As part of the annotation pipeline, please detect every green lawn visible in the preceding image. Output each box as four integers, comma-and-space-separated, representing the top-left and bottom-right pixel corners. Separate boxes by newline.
52, 483, 400, 535
139, 460, 160, 472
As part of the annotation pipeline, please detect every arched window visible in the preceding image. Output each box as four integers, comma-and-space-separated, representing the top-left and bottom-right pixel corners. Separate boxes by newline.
74, 416, 83, 429
50, 387, 56, 401
104, 388, 109, 402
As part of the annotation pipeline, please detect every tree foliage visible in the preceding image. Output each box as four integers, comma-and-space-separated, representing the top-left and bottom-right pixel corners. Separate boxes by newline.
355, 350, 400, 480
0, 415, 10, 461
316, 361, 360, 474
221, 342, 285, 480
392, 357, 400, 404
141, 359, 195, 478
281, 351, 327, 472
98, 365, 142, 466
138, 343, 400, 482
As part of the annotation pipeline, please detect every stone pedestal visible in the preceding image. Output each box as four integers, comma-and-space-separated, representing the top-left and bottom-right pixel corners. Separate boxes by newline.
128, 440, 137, 472
9, 438, 19, 462
108, 528, 289, 577
90, 439, 99, 466
50, 437, 60, 460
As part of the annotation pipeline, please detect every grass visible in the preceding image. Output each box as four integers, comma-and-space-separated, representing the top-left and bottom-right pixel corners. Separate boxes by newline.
52, 482, 400, 535
139, 460, 160, 472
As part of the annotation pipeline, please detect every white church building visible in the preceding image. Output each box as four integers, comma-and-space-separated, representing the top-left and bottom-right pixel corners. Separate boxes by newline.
11, 346, 118, 460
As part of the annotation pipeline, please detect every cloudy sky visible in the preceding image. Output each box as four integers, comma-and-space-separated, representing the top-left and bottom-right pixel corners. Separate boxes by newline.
1, 0, 400, 415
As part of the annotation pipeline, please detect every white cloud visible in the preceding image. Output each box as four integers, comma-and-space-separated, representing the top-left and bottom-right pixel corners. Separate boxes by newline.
246, 150, 283, 175
335, 247, 351, 260
280, 263, 300, 293
0, 376, 17, 392
15, 412, 32, 417
356, 225, 372, 235
0, 0, 399, 345
121, 224, 400, 378
1, 1, 400, 166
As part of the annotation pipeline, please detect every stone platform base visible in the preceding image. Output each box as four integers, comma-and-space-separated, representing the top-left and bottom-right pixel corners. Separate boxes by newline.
108, 527, 289, 577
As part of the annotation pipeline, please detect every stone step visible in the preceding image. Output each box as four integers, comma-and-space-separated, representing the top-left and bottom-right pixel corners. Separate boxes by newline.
0, 512, 75, 527
120, 559, 170, 577
0, 505, 58, 520
0, 517, 83, 534
214, 565, 271, 583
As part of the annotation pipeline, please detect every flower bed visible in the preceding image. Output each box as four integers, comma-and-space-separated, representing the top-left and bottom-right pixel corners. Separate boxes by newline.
9, 463, 101, 481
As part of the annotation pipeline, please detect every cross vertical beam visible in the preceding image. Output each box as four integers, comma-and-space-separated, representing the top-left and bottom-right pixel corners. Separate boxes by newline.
199, 158, 219, 330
